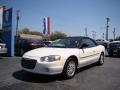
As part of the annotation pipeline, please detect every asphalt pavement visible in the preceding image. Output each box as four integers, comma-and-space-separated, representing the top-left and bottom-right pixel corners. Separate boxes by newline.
0, 55, 120, 90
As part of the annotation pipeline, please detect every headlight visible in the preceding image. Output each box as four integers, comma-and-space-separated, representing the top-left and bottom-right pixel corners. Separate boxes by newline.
40, 55, 61, 62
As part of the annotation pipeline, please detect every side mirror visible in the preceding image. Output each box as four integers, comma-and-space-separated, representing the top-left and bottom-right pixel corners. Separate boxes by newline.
80, 43, 88, 49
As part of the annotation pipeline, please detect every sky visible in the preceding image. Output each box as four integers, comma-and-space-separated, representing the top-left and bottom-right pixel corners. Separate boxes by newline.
0, 0, 120, 39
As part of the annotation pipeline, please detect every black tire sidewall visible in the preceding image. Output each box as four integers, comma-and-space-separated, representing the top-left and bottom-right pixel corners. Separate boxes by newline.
63, 58, 77, 79
99, 53, 104, 65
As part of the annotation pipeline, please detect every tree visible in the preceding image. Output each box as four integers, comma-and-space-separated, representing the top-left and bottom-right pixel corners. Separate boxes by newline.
30, 31, 44, 37
19, 28, 67, 41
20, 28, 44, 37
50, 31, 67, 41
21, 28, 30, 34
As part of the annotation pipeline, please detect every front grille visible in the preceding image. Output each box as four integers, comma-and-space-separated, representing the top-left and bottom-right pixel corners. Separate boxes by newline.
21, 58, 36, 69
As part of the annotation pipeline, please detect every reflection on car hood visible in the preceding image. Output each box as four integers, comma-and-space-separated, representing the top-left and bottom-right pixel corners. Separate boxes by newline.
23, 47, 78, 57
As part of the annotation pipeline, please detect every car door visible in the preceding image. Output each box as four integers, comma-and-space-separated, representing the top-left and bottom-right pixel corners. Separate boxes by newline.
78, 38, 98, 67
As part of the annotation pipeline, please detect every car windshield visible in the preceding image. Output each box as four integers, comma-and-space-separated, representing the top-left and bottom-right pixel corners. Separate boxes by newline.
48, 38, 80, 48
96, 39, 104, 41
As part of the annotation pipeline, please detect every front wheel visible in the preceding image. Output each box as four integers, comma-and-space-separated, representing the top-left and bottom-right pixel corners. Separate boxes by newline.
62, 58, 77, 79
97, 53, 104, 65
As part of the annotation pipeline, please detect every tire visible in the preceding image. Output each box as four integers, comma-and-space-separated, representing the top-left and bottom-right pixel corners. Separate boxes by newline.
97, 53, 104, 65
62, 58, 77, 79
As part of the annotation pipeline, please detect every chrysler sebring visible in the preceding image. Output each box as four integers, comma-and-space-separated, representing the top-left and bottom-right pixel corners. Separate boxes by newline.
21, 36, 105, 78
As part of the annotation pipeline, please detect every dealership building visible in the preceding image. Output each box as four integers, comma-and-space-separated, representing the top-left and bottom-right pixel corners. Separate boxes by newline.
0, 6, 46, 56
0, 6, 16, 56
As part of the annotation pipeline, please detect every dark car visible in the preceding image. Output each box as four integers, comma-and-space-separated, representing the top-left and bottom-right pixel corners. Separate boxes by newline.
108, 41, 120, 56
15, 39, 45, 56
43, 41, 52, 46
96, 39, 109, 49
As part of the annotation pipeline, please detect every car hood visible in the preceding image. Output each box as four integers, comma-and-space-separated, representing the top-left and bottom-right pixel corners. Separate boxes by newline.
23, 47, 78, 57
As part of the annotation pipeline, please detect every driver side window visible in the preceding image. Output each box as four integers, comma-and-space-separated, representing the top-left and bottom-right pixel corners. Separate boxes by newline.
80, 38, 96, 48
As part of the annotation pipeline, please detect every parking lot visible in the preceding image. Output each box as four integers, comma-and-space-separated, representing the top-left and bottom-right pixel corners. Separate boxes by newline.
0, 55, 120, 90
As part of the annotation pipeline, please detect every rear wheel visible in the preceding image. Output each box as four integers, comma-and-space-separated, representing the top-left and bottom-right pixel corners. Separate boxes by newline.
97, 53, 104, 65
62, 58, 77, 79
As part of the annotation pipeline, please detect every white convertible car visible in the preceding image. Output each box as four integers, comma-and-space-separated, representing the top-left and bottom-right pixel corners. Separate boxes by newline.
21, 36, 105, 78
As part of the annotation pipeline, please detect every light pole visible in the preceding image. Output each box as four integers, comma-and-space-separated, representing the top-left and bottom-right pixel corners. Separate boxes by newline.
92, 31, 96, 39
15, 10, 20, 55
16, 10, 20, 36
102, 33, 104, 40
85, 28, 88, 37
113, 28, 115, 40
106, 17, 110, 41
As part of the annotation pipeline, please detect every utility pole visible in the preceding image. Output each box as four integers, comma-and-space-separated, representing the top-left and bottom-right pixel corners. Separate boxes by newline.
15, 10, 20, 55
102, 33, 104, 40
106, 17, 110, 41
92, 31, 96, 39
113, 28, 115, 40
16, 10, 20, 36
85, 28, 88, 37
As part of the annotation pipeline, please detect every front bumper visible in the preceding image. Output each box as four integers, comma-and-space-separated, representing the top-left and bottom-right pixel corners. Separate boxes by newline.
113, 49, 120, 54
108, 49, 120, 55
21, 57, 64, 75
0, 48, 7, 54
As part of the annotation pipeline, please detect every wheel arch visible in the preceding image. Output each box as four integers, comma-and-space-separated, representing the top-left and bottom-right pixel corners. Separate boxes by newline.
101, 51, 105, 56
62, 55, 79, 78
66, 55, 79, 68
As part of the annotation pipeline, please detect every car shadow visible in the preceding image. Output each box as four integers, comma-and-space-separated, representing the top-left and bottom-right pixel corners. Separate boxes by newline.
13, 64, 97, 83
76, 63, 97, 74
0, 57, 6, 59
12, 70, 64, 83
0, 57, 3, 59
105, 55, 120, 58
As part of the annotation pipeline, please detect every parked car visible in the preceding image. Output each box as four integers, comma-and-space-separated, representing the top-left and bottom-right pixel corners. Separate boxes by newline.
16, 39, 45, 56
0, 39, 7, 55
43, 41, 52, 46
96, 39, 109, 49
108, 41, 120, 56
21, 36, 105, 79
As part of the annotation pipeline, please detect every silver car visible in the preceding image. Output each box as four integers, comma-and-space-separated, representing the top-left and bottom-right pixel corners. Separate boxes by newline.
0, 39, 7, 55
